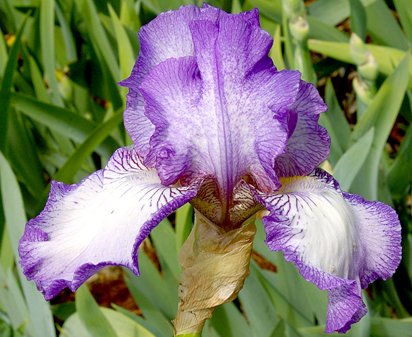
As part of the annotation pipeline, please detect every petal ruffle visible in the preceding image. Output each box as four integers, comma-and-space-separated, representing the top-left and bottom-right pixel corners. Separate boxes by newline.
121, 5, 261, 158
253, 168, 401, 333
275, 81, 330, 177
138, 13, 300, 195
18, 147, 199, 300
121, 5, 200, 156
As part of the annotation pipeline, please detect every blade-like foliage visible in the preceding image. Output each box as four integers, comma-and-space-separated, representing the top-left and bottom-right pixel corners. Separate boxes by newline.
0, 0, 411, 336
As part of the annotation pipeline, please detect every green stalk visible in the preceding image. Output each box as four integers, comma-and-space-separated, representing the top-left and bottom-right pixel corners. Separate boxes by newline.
176, 334, 201, 337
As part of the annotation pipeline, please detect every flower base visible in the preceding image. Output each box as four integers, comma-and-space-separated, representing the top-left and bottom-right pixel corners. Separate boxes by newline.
173, 211, 256, 335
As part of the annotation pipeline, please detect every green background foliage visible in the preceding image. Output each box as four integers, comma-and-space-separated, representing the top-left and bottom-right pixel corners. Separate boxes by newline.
0, 0, 411, 336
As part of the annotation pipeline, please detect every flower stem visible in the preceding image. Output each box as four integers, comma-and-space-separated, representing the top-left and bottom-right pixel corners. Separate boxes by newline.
173, 212, 256, 336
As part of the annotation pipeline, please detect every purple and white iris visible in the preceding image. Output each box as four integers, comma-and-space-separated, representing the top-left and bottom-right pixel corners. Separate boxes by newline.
19, 4, 401, 333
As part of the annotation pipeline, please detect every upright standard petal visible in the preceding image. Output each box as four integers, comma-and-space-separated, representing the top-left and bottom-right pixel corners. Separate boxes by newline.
121, 5, 200, 155
138, 12, 301, 210
253, 169, 401, 333
18, 148, 199, 300
121, 5, 261, 158
275, 81, 329, 177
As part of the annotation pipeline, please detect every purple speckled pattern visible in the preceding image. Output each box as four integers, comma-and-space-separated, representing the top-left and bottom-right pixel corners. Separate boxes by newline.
254, 168, 401, 332
18, 5, 401, 333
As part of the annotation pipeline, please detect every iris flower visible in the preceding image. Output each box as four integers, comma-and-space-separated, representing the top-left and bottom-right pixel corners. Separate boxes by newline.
19, 4, 401, 334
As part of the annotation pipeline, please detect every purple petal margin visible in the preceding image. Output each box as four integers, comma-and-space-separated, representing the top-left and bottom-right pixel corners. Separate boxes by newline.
253, 168, 401, 333
275, 81, 330, 177
18, 147, 200, 300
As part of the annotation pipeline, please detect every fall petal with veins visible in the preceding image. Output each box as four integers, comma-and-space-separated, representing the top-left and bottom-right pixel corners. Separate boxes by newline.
255, 169, 401, 333
19, 147, 200, 300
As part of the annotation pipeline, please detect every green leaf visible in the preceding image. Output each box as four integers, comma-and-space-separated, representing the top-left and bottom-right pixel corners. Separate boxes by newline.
0, 152, 56, 337
308, 40, 412, 90
319, 80, 351, 163
0, 266, 28, 332
269, 319, 285, 337
0, 33, 7, 77
252, 220, 316, 327
351, 53, 410, 199
7, 111, 46, 197
69, 287, 156, 337
394, 0, 412, 43
0, 16, 27, 152
269, 24, 285, 70
306, 16, 349, 43
55, 111, 122, 183
351, 53, 409, 142
130, 251, 177, 319
387, 124, 412, 197
365, 0, 408, 51
40, 0, 64, 106
282, 8, 294, 69
75, 0, 119, 80
175, 203, 193, 250
0, 228, 13, 271
124, 268, 174, 336
370, 317, 412, 337
307, 0, 375, 27
51, 302, 76, 322
349, 0, 367, 40
210, 303, 252, 337
0, 151, 29, 255
11, 93, 119, 158
55, 1, 77, 63
108, 5, 136, 81
28, 54, 50, 102
333, 127, 374, 191
75, 286, 118, 337
307, 0, 352, 26
150, 220, 180, 280
231, 0, 242, 13
243, 0, 282, 23
245, 0, 348, 42
112, 304, 164, 337
239, 263, 279, 337
119, 0, 141, 31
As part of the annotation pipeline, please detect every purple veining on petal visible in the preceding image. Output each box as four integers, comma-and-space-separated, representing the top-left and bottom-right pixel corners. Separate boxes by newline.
138, 11, 300, 212
17, 6, 402, 335
252, 168, 401, 333
122, 4, 305, 200
18, 147, 200, 300
275, 81, 330, 177
343, 192, 402, 289
120, 5, 200, 156
121, 5, 263, 159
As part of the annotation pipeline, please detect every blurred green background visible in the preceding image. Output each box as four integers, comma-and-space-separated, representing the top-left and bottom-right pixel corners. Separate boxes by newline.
0, 0, 411, 336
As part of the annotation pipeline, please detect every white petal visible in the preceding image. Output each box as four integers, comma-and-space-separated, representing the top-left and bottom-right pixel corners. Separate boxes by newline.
255, 169, 401, 333
19, 147, 199, 300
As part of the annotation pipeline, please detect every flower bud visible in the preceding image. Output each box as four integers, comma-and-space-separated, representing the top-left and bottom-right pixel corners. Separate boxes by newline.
353, 77, 373, 104
358, 55, 378, 81
282, 0, 305, 18
289, 16, 309, 43
350, 33, 368, 65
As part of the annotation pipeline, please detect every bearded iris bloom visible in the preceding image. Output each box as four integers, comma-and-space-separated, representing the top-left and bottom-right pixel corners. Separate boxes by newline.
19, 4, 401, 334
